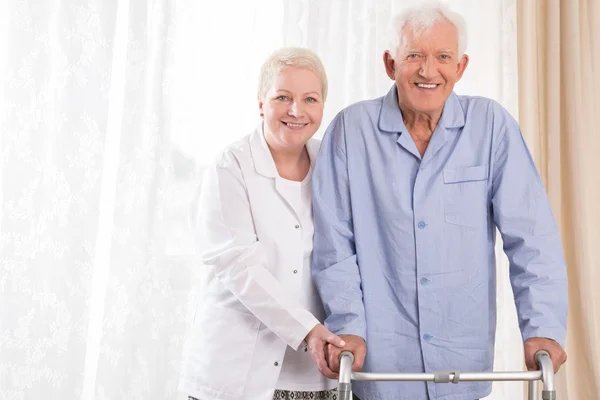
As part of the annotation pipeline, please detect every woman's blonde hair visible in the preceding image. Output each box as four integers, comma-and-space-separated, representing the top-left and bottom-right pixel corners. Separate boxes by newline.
257, 47, 328, 102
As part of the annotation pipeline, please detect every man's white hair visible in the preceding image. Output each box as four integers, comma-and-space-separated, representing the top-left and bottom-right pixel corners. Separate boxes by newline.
257, 47, 328, 102
388, 1, 468, 57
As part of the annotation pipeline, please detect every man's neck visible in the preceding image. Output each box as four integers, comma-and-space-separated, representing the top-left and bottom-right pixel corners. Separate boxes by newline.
399, 104, 443, 156
400, 104, 442, 138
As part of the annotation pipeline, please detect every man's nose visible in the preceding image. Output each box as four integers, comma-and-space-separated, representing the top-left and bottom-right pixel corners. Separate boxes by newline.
419, 57, 436, 78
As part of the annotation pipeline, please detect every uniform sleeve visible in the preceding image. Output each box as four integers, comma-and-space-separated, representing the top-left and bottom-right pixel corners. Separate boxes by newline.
195, 150, 319, 350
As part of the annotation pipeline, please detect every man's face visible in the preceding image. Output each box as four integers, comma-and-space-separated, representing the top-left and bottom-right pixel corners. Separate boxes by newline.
384, 19, 469, 115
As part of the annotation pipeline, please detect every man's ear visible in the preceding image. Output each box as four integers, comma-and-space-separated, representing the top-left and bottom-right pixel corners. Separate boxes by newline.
383, 51, 396, 80
455, 54, 469, 81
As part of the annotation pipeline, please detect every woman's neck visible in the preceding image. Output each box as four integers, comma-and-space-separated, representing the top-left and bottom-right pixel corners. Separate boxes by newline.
265, 139, 310, 181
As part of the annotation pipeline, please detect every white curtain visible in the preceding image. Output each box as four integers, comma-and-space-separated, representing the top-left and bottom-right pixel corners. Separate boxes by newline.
0, 1, 523, 399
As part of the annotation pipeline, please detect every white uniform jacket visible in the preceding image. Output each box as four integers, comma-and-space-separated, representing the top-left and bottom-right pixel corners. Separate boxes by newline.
179, 127, 332, 400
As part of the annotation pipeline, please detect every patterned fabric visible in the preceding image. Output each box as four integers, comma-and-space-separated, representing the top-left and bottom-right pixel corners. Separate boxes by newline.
189, 389, 339, 400
187, 393, 478, 400
272, 389, 338, 399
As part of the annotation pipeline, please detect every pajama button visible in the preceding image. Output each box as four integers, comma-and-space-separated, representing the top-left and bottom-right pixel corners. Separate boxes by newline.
274, 361, 279, 366
295, 225, 300, 229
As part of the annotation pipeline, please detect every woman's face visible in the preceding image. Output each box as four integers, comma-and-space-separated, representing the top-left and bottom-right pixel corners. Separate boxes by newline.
259, 66, 324, 152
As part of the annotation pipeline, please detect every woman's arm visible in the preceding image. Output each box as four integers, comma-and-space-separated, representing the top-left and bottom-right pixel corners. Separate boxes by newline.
195, 149, 318, 350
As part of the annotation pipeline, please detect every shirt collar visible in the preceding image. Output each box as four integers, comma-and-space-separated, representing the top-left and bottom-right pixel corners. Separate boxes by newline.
378, 84, 466, 133
250, 124, 320, 178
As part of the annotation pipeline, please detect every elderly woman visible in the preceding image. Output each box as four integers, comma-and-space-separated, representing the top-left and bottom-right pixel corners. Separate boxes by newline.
178, 47, 344, 400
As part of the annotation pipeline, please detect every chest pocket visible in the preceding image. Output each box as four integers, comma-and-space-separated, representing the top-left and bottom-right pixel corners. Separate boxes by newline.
443, 165, 489, 228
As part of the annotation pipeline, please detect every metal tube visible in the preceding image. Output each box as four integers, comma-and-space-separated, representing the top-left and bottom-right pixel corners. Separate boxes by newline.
352, 372, 436, 381
337, 351, 557, 399
351, 370, 542, 382
528, 380, 539, 400
338, 352, 354, 400
535, 350, 556, 400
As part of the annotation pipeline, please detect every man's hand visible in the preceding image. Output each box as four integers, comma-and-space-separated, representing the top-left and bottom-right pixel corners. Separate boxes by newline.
326, 334, 367, 377
524, 337, 567, 373
305, 324, 347, 379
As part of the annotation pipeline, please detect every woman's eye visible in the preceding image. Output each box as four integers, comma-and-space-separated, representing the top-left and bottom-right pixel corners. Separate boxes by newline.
306, 97, 317, 103
276, 95, 288, 101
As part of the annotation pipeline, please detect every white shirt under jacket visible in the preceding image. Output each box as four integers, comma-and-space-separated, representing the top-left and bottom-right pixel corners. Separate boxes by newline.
178, 126, 336, 400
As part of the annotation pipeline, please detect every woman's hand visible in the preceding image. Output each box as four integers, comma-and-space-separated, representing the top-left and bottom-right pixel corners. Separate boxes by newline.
304, 324, 346, 379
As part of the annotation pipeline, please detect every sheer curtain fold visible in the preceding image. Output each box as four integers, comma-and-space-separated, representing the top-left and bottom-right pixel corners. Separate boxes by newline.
1, 1, 527, 399
1, 1, 118, 399
517, 0, 600, 398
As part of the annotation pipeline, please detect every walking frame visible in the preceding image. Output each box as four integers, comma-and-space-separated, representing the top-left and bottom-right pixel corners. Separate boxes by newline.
338, 350, 556, 400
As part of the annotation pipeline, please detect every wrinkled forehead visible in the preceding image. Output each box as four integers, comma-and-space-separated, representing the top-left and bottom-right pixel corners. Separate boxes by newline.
399, 19, 459, 53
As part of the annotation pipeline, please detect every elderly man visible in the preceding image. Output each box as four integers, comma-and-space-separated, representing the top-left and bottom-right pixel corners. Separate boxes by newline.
311, 3, 568, 400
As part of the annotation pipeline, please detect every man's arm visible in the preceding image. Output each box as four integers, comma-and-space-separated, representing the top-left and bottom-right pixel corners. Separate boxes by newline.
311, 112, 367, 371
490, 104, 568, 370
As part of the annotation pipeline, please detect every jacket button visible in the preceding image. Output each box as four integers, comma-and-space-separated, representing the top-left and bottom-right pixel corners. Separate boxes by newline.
274, 361, 279, 366
294, 224, 300, 229
293, 269, 298, 274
